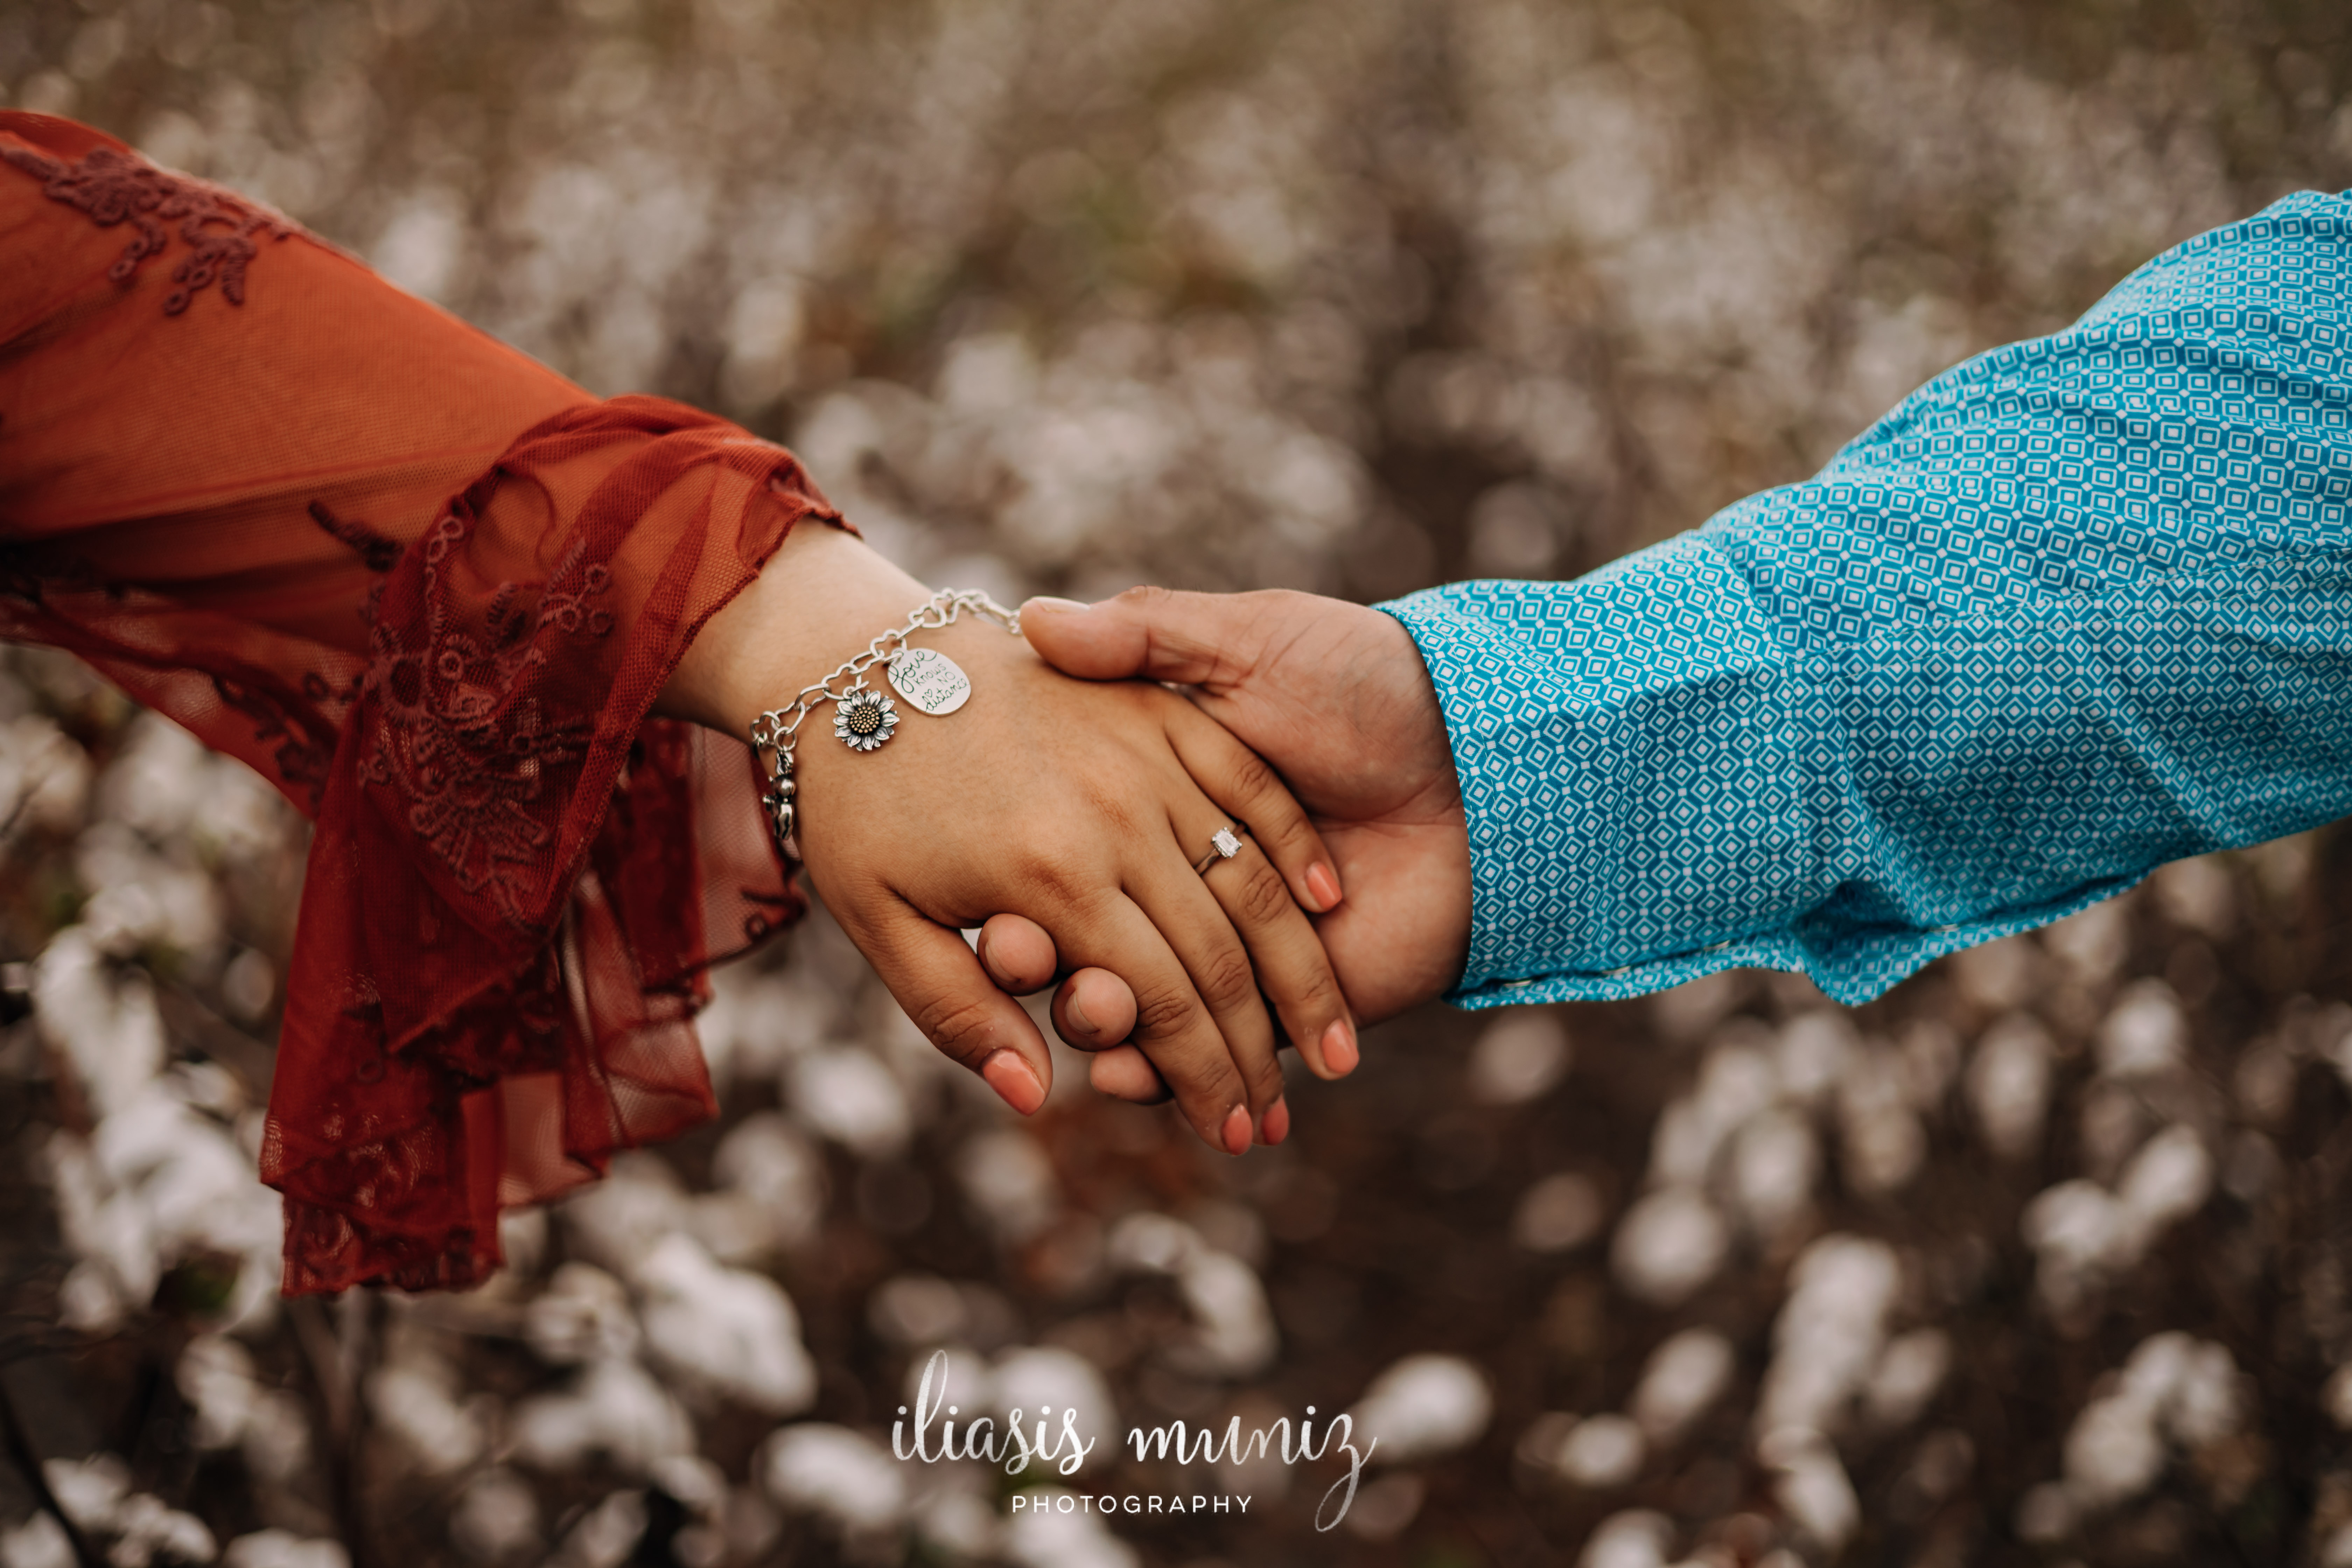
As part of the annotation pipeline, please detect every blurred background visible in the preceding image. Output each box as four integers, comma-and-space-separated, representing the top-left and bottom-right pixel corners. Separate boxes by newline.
5, 0, 2352, 1563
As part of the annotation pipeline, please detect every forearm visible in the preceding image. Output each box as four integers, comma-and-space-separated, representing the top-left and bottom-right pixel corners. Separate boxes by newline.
1386, 188, 2352, 1007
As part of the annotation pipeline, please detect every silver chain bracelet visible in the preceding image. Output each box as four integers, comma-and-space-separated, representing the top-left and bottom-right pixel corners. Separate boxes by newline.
747, 588, 1022, 857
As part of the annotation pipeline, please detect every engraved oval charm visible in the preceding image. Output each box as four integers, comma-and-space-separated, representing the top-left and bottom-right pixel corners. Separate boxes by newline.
887, 646, 972, 716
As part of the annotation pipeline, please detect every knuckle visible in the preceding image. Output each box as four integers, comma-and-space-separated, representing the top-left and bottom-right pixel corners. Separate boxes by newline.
1197, 944, 1261, 1016
1273, 965, 1342, 1029
1131, 982, 1199, 1042
910, 993, 999, 1066
1232, 857, 1295, 927
1225, 747, 1282, 804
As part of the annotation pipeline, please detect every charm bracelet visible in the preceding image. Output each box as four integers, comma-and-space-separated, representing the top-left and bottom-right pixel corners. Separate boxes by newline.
748, 588, 1021, 858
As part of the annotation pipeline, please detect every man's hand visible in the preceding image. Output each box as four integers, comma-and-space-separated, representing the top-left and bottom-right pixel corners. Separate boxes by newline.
976, 587, 1474, 1101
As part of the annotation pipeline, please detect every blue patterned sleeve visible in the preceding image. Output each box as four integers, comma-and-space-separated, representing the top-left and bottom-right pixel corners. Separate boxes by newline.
1380, 192, 2352, 1009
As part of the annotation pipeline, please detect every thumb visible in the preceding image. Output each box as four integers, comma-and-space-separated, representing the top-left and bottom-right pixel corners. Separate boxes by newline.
1019, 587, 1267, 689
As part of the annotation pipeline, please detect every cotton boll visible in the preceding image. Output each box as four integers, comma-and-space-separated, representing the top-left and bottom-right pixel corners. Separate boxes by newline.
1171, 1248, 1278, 1378
1468, 1010, 1572, 1105
524, 1263, 640, 1365
700, 1113, 823, 1256
2061, 1390, 2166, 1508
43, 1454, 130, 1533
1967, 1015, 2051, 1160
76, 822, 224, 958
512, 1358, 694, 1473
999, 1489, 1140, 1568
557, 1154, 691, 1274
0, 715, 89, 838
2116, 1126, 2212, 1242
762, 1424, 907, 1531
450, 1470, 541, 1562
991, 1348, 1115, 1453
956, 1129, 1060, 1244
1758, 1427, 1859, 1553
788, 1048, 911, 1156
1836, 1052, 1925, 1196
1756, 1235, 1899, 1437
45, 1133, 159, 1319
1774, 1013, 1858, 1106
1350, 1354, 1492, 1464
634, 1234, 817, 1415
1577, 1509, 1673, 1568
222, 1532, 350, 1568
1648, 1039, 1776, 1186
33, 927, 167, 1119
2021, 1180, 2126, 1314
1513, 1172, 1605, 1253
1, 1514, 72, 1568
2045, 897, 2130, 982
556, 1492, 645, 1568
1864, 1330, 1951, 1430
1727, 1108, 1818, 1234
1556, 1414, 1646, 1488
2151, 854, 2235, 938
1611, 1187, 1729, 1306
1106, 1212, 1275, 1378
2161, 1339, 2243, 1448
2098, 980, 2187, 1080
368, 1357, 484, 1477
869, 1274, 969, 1348
907, 1474, 999, 1563
178, 1335, 260, 1450
2324, 1364, 2352, 1431
106, 1493, 218, 1568
1632, 1329, 1736, 1445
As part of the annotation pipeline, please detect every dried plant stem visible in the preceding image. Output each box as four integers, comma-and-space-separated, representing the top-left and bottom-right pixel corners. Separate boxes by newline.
289, 1294, 375, 1568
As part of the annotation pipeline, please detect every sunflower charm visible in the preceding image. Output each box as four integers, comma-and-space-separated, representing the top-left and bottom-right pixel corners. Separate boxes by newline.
833, 680, 898, 751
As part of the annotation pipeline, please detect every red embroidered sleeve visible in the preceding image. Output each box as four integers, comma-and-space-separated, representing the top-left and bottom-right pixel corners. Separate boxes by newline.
0, 112, 834, 1293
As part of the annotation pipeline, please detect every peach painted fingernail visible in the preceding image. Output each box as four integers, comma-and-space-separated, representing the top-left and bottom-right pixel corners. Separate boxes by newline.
1221, 1105, 1251, 1156
1261, 1098, 1290, 1146
1321, 1018, 1359, 1076
981, 1050, 1045, 1115
1305, 862, 1343, 911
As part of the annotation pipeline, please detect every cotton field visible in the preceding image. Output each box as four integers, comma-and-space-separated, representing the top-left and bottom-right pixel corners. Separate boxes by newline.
6, 0, 2352, 1564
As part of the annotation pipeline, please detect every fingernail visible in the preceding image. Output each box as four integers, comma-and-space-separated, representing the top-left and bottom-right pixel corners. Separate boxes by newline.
1064, 988, 1096, 1037
1023, 596, 1086, 613
1261, 1098, 1290, 1146
1220, 1105, 1251, 1156
1305, 862, 1343, 912
1321, 1018, 1359, 1076
981, 1050, 1046, 1115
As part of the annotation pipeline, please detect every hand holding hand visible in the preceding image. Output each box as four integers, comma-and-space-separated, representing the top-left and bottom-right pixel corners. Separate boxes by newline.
665, 531, 1357, 1152
977, 587, 1474, 1101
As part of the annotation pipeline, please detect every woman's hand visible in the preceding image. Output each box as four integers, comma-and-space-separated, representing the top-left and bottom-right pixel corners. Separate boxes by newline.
975, 587, 1473, 1102
662, 526, 1353, 1153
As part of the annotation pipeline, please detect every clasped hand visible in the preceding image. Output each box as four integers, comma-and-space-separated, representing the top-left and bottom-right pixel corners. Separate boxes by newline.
666, 524, 1472, 1152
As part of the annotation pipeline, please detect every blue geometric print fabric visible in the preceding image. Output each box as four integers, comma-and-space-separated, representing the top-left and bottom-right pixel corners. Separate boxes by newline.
1380, 192, 2352, 1009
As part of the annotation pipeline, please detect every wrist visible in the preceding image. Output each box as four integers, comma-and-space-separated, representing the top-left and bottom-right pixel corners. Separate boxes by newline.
662, 522, 933, 739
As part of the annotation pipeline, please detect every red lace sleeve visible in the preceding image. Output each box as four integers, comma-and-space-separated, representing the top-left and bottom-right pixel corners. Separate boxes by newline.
0, 112, 837, 1293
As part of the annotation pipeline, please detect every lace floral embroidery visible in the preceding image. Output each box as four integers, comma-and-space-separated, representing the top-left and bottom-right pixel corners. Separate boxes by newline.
0, 140, 293, 313
357, 509, 616, 927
